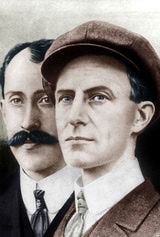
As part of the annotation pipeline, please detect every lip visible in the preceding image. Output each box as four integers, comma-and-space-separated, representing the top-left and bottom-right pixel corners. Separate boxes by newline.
22, 142, 40, 150
65, 136, 94, 142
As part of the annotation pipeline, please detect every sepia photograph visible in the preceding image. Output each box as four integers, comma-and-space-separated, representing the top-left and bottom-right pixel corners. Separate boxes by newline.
0, 1, 160, 236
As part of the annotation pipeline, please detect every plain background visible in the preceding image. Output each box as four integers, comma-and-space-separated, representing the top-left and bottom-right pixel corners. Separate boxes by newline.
0, 0, 160, 139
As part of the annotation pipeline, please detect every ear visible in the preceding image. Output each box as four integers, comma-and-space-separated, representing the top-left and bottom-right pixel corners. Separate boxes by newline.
132, 101, 155, 134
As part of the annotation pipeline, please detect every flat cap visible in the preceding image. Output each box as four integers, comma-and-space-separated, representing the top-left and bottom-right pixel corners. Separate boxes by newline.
41, 20, 160, 121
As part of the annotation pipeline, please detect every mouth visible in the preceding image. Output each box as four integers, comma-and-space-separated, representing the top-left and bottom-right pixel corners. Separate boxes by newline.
22, 139, 40, 150
65, 136, 94, 142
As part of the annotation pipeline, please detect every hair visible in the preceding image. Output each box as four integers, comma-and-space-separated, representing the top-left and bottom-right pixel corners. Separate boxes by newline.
0, 39, 53, 98
126, 65, 154, 103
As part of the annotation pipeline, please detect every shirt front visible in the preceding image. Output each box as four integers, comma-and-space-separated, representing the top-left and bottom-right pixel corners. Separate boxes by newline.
20, 166, 79, 223
74, 157, 144, 234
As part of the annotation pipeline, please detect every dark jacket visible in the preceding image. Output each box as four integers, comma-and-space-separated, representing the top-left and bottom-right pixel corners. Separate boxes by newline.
0, 171, 73, 237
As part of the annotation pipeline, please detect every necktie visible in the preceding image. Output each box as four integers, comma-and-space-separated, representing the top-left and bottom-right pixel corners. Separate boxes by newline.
31, 189, 49, 237
64, 191, 88, 237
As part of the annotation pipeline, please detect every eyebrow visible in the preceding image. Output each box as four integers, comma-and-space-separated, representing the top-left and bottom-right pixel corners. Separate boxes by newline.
56, 89, 75, 95
56, 86, 115, 98
5, 89, 47, 97
33, 90, 47, 96
5, 91, 24, 97
84, 86, 114, 97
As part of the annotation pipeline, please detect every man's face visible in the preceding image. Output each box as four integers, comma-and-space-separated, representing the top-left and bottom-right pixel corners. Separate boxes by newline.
55, 55, 139, 171
1, 48, 64, 178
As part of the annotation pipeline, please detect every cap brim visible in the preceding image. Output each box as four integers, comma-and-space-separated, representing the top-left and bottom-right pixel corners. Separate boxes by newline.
41, 43, 141, 83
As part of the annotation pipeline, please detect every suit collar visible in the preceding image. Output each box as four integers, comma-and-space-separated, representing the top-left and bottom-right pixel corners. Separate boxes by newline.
75, 158, 144, 215
20, 166, 78, 216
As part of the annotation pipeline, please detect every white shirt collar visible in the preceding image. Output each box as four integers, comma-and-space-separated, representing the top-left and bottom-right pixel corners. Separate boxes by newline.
75, 157, 144, 215
20, 166, 79, 215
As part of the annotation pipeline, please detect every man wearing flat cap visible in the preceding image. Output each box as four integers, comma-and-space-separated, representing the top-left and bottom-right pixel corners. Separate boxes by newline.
42, 21, 160, 236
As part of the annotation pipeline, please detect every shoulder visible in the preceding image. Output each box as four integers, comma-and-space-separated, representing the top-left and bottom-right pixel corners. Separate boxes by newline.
86, 181, 160, 236
0, 170, 20, 196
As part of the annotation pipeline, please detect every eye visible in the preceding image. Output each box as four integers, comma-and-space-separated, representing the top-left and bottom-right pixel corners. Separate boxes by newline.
38, 95, 52, 104
10, 97, 23, 105
58, 95, 73, 104
89, 94, 108, 103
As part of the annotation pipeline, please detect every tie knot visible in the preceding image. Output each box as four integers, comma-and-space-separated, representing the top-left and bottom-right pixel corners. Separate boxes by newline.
33, 189, 47, 210
77, 191, 88, 215
34, 189, 44, 199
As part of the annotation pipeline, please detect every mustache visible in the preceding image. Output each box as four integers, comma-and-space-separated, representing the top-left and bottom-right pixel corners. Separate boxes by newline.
8, 130, 59, 147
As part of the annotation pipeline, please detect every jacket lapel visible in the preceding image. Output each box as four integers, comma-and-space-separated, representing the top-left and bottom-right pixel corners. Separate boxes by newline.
114, 180, 160, 232
85, 180, 160, 236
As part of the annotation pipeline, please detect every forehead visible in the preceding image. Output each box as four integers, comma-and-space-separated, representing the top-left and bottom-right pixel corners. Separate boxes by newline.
56, 54, 131, 96
4, 48, 43, 95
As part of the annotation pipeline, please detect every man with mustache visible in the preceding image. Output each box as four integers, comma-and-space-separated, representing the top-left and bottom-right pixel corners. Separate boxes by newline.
0, 39, 78, 237
41, 21, 160, 236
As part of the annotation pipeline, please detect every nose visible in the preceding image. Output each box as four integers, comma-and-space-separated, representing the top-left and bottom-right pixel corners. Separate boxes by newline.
21, 104, 41, 131
68, 94, 88, 127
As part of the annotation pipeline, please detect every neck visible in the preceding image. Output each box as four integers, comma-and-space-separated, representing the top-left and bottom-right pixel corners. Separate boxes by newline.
23, 159, 65, 181
82, 140, 136, 186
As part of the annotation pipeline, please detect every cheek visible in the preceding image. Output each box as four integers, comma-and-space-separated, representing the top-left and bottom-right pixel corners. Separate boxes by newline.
42, 111, 57, 134
97, 118, 133, 159
99, 120, 130, 141
96, 103, 135, 132
55, 107, 67, 133
3, 109, 23, 135
93, 112, 132, 151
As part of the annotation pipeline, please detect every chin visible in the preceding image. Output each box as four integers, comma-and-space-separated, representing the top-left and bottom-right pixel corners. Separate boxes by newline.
16, 152, 45, 169
63, 150, 92, 169
21, 160, 45, 172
